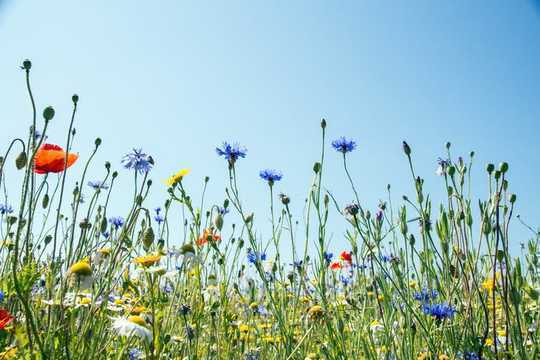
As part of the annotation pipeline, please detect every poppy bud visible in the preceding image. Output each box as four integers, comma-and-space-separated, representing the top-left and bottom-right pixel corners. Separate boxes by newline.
44, 235, 52, 245
509, 193, 517, 204
95, 138, 102, 147
215, 214, 223, 231
143, 227, 155, 249
43, 106, 55, 121
494, 170, 501, 180
313, 162, 321, 174
22, 59, 32, 70
486, 163, 494, 174
402, 141, 411, 156
112, 171, 118, 178
0, 156, 4, 167
72, 94, 79, 104
321, 118, 327, 129
105, 161, 111, 170
15, 151, 27, 169
245, 213, 254, 224
447, 166, 456, 177
42, 193, 49, 209
280, 193, 290, 205
445, 142, 451, 149
499, 162, 509, 174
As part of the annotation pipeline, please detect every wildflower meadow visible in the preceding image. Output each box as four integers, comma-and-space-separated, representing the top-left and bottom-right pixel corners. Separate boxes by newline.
0, 60, 539, 359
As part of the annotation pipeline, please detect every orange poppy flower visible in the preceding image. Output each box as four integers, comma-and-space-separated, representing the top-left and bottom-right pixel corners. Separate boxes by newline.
0, 308, 14, 329
197, 228, 221, 247
330, 261, 342, 270
34, 144, 78, 174
339, 251, 352, 264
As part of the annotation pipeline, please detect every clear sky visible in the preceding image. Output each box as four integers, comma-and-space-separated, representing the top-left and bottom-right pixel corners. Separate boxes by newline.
1, 1, 539, 255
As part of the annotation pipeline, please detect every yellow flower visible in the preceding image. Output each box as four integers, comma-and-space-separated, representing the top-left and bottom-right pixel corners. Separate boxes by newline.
134, 254, 161, 267
0, 346, 17, 359
97, 247, 112, 256
409, 280, 418, 289
308, 305, 324, 319
438, 355, 450, 360
164, 168, 190, 187
485, 337, 494, 346
79, 297, 92, 306
127, 315, 147, 326
70, 260, 92, 276
130, 306, 147, 315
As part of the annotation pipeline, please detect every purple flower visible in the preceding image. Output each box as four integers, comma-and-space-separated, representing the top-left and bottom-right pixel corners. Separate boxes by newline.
216, 142, 247, 163
422, 302, 456, 321
88, 180, 109, 190
121, 148, 153, 174
259, 169, 283, 184
331, 137, 357, 153
108, 216, 124, 230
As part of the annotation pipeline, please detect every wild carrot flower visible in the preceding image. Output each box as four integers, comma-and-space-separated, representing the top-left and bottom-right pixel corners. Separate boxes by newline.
121, 148, 153, 174
164, 168, 190, 187
215, 142, 247, 163
87, 180, 109, 190
331, 137, 356, 153
34, 143, 79, 174
259, 169, 283, 184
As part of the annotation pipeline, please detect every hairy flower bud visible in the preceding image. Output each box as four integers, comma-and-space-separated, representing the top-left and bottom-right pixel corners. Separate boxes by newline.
15, 151, 27, 169
43, 106, 55, 121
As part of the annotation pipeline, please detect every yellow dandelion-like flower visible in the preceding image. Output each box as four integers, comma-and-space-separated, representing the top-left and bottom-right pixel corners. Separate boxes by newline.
134, 254, 161, 267
70, 260, 92, 276
0, 346, 17, 359
485, 337, 494, 346
308, 305, 324, 319
164, 168, 190, 187
130, 306, 147, 315
97, 247, 112, 256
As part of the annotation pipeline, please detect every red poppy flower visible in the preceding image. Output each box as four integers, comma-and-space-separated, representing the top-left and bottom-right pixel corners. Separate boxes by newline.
330, 261, 342, 270
0, 308, 14, 330
339, 251, 353, 264
197, 228, 221, 247
34, 144, 78, 174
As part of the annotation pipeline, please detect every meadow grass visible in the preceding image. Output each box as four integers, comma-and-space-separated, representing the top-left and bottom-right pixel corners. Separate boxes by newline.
0, 60, 539, 359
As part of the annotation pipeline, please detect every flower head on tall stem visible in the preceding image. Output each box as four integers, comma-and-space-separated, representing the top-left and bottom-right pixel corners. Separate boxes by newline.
331, 137, 356, 154
259, 169, 283, 186
121, 148, 153, 174
216, 142, 247, 165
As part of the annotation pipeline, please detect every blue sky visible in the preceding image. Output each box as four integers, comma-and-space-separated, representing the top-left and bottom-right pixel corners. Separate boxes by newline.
1, 1, 539, 255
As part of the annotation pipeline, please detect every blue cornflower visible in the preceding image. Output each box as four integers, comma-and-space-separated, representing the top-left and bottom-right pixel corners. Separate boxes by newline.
102, 231, 110, 238
323, 252, 333, 264
340, 275, 351, 287
293, 260, 303, 270
215, 142, 247, 163
463, 352, 480, 360
108, 216, 124, 230
259, 169, 283, 184
128, 348, 144, 360
154, 207, 164, 224
413, 288, 439, 303
422, 302, 456, 321
0, 204, 13, 215
87, 180, 109, 190
218, 206, 229, 215
331, 136, 357, 153
247, 248, 267, 264
0, 290, 4, 303
34, 130, 47, 141
121, 148, 153, 174
163, 283, 173, 294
